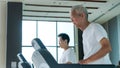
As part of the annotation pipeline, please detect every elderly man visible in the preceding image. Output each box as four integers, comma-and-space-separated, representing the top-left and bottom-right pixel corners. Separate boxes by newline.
70, 5, 112, 64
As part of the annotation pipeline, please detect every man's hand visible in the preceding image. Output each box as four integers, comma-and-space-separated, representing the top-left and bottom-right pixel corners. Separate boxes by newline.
66, 61, 72, 64
79, 59, 89, 64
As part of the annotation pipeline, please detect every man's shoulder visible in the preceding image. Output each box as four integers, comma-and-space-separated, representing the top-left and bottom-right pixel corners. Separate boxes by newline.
90, 22, 101, 26
90, 22, 102, 29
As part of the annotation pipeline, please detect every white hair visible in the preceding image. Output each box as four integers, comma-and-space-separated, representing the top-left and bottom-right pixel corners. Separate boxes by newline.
71, 5, 88, 20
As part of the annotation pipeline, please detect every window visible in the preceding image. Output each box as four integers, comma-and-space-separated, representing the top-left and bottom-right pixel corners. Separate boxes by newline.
22, 21, 74, 63
22, 21, 36, 46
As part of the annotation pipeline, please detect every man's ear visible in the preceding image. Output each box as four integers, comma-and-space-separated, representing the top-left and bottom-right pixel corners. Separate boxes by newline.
82, 12, 86, 19
81, 12, 84, 17
64, 39, 68, 44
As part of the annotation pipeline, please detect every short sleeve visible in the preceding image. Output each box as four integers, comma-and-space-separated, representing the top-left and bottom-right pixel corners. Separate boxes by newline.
66, 49, 77, 63
94, 24, 108, 42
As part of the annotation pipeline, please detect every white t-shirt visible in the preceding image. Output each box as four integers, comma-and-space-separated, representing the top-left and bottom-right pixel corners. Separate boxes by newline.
58, 48, 77, 64
82, 23, 112, 64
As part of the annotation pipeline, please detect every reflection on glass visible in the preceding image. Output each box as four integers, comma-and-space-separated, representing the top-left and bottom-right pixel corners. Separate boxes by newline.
22, 21, 75, 63
58, 47, 64, 62
38, 21, 56, 46
22, 47, 35, 63
46, 47, 57, 60
22, 21, 36, 45
57, 22, 74, 46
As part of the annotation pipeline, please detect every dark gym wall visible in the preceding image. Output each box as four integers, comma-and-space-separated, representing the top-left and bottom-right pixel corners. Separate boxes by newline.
7, 2, 22, 68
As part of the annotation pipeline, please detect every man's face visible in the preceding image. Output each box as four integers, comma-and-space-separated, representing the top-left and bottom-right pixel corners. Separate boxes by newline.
58, 37, 66, 48
70, 10, 83, 28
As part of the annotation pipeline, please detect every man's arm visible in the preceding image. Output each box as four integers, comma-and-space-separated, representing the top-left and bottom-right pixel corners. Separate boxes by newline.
79, 38, 112, 64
